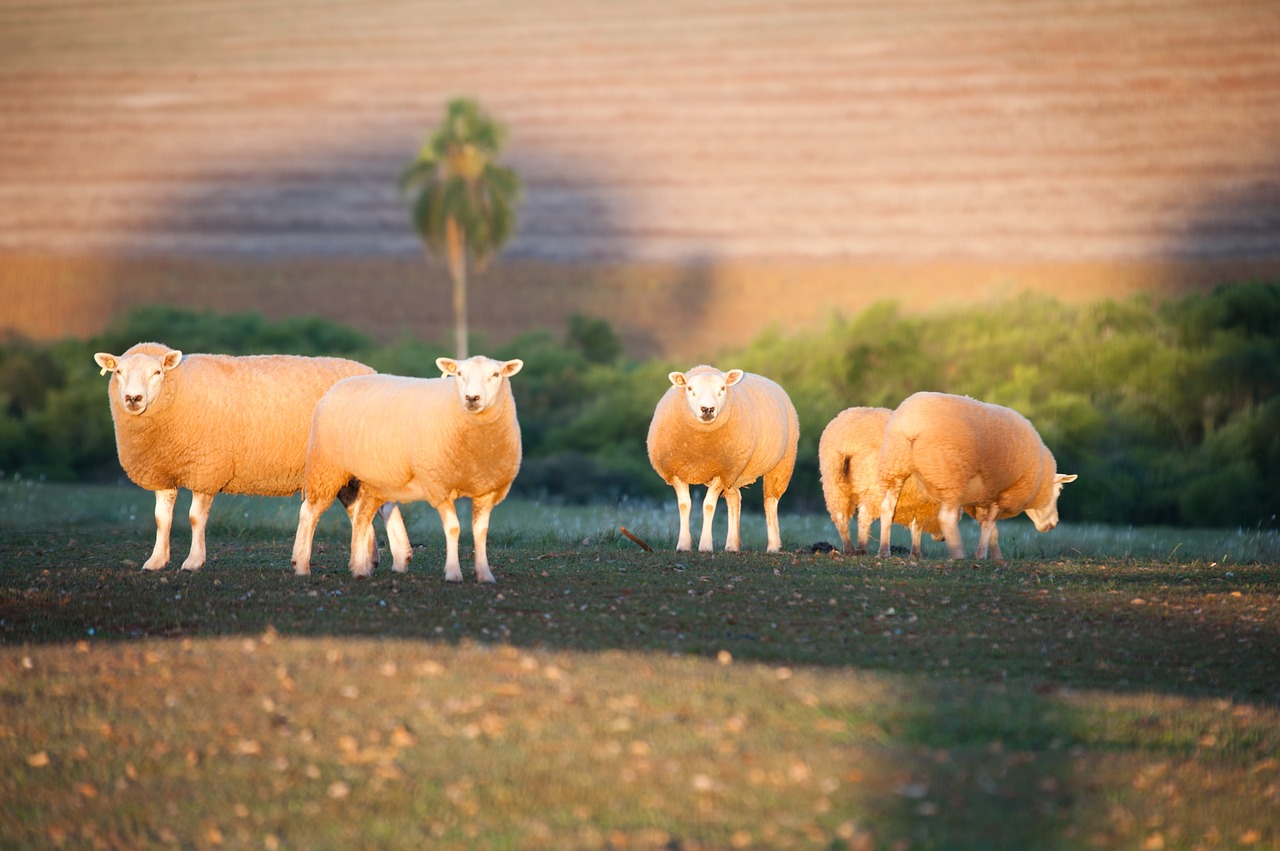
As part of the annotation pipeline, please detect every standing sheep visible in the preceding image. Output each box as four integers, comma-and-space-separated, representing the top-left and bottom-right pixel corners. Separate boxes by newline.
94, 342, 411, 571
877, 392, 1077, 560
647, 365, 799, 552
818, 406, 944, 557
291, 355, 524, 583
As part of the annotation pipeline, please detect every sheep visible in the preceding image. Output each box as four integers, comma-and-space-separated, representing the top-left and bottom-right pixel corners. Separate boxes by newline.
877, 391, 1077, 560
818, 406, 945, 557
94, 342, 411, 572
646, 364, 800, 552
291, 355, 524, 583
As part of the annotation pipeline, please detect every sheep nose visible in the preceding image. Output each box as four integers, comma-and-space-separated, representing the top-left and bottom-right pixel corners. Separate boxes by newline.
700, 406, 715, 417
465, 394, 481, 405
125, 394, 142, 406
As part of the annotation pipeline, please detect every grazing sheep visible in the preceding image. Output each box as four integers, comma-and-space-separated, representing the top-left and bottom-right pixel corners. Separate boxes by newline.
292, 355, 524, 583
818, 406, 944, 557
94, 342, 411, 571
647, 365, 799, 552
877, 392, 1077, 560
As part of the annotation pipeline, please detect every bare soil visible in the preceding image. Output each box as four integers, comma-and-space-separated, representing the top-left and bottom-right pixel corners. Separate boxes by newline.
2, 0, 1279, 356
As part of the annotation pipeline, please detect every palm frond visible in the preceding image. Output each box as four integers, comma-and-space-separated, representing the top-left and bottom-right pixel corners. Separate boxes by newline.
402, 97, 521, 264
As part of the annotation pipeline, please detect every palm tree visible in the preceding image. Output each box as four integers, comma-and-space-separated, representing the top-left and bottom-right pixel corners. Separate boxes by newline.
400, 98, 522, 358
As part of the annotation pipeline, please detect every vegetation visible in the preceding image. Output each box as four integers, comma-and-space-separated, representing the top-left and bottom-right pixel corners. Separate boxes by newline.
1, 484, 1278, 849
1, 282, 1278, 529
400, 97, 523, 358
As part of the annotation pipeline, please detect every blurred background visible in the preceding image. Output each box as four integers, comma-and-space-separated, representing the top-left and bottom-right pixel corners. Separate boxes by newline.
1, 0, 1278, 527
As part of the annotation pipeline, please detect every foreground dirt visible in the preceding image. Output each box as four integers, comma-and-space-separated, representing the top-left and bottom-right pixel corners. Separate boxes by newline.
2, 0, 1278, 354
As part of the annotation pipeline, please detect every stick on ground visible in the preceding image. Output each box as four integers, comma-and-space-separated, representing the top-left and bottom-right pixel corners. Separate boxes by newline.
619, 526, 653, 552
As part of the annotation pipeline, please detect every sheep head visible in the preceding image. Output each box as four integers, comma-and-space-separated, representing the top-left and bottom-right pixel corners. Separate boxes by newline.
669, 366, 744, 424
1024, 473, 1079, 532
94, 347, 183, 416
436, 355, 523, 414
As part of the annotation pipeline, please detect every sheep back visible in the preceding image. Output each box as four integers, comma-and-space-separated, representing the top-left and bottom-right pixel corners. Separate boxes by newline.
647, 368, 798, 493
880, 391, 1058, 515
105, 342, 373, 496
306, 374, 522, 508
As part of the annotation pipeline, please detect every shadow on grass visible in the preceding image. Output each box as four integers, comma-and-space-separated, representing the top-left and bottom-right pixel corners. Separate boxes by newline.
4, 527, 1279, 848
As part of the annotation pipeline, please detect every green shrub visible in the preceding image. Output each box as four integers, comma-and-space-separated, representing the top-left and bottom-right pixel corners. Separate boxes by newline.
3, 285, 1278, 528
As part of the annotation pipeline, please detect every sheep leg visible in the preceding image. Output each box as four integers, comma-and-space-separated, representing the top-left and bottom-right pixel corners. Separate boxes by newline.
909, 519, 924, 559
380, 503, 413, 573
471, 495, 497, 584
939, 504, 965, 560
143, 488, 178, 570
699, 482, 723, 553
348, 497, 382, 578
292, 494, 332, 576
337, 483, 378, 567
181, 491, 215, 571
831, 505, 853, 554
724, 488, 742, 552
975, 508, 1002, 561
437, 500, 464, 582
988, 523, 1003, 562
763, 494, 782, 553
672, 478, 693, 552
853, 500, 873, 555
877, 484, 902, 557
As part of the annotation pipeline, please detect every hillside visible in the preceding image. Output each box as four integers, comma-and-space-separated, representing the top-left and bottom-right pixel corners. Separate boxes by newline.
2, 0, 1278, 356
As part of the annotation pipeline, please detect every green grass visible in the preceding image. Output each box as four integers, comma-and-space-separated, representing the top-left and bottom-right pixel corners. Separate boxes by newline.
2, 480, 1279, 850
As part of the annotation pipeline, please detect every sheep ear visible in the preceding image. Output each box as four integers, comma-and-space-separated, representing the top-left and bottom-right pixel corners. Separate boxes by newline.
93, 352, 118, 376
669, 372, 687, 388
501, 359, 524, 377
161, 350, 183, 370
1055, 474, 1078, 484
724, 369, 745, 386
436, 357, 459, 376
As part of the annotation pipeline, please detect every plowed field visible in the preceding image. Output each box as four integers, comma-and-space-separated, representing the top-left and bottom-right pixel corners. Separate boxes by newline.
2, 0, 1278, 356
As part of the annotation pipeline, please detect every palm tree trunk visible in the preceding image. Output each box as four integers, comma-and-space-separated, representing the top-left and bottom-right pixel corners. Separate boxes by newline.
445, 217, 468, 358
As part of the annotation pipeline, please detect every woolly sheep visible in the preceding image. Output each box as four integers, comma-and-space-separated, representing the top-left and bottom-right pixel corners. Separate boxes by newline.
647, 365, 800, 552
818, 406, 944, 557
94, 342, 411, 571
291, 355, 524, 583
877, 392, 1077, 560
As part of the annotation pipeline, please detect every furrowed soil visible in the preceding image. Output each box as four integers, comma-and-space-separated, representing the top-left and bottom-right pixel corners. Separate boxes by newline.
2, 0, 1280, 357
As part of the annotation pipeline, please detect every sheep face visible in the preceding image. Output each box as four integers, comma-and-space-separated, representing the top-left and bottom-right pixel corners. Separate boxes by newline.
1024, 473, 1079, 531
436, 356, 524, 413
94, 348, 184, 416
669, 367, 744, 423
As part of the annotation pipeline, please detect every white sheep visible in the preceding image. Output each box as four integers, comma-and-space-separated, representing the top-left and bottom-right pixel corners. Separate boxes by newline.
291, 355, 524, 583
877, 392, 1077, 560
94, 342, 411, 571
818, 406, 944, 557
647, 364, 800, 552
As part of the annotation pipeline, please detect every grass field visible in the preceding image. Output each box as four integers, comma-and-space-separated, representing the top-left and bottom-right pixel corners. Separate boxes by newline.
2, 480, 1279, 849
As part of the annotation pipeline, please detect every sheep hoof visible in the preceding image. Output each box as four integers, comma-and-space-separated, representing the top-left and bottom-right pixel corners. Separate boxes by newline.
142, 560, 167, 572
292, 563, 311, 577
445, 571, 463, 583
180, 561, 203, 572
